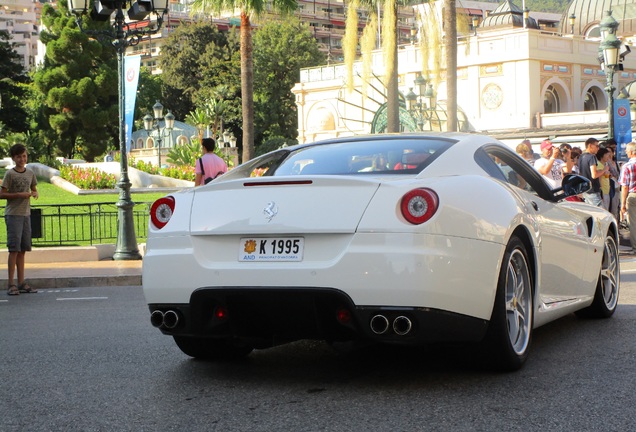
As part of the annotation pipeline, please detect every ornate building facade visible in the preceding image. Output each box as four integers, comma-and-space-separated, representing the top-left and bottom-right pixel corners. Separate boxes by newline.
292, 0, 636, 149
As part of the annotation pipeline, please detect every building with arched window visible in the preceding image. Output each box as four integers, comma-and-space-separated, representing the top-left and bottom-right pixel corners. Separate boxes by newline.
292, 0, 636, 150
129, 120, 198, 166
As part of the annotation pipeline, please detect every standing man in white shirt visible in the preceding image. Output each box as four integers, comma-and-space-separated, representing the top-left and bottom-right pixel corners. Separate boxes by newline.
534, 139, 568, 189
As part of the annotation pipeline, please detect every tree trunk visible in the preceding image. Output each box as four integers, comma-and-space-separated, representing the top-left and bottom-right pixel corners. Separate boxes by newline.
444, 0, 457, 131
386, 1, 400, 133
240, 11, 255, 162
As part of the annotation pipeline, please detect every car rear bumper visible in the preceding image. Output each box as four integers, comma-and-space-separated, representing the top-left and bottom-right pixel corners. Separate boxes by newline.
143, 233, 505, 321
147, 287, 489, 347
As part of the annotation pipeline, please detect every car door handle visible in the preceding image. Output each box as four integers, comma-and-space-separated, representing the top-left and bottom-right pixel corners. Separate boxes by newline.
531, 201, 538, 211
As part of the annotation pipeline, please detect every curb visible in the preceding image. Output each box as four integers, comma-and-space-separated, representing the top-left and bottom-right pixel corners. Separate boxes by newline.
24, 275, 142, 289
0, 256, 143, 289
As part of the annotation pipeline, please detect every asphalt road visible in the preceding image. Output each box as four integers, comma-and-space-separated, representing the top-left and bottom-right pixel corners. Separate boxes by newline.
2, 267, 636, 432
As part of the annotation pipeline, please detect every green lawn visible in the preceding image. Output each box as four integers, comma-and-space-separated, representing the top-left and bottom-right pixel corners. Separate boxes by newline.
0, 167, 173, 246
0, 167, 169, 205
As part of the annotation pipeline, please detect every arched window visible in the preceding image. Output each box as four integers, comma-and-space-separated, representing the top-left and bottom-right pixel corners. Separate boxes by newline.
585, 25, 601, 39
544, 85, 561, 113
584, 88, 600, 111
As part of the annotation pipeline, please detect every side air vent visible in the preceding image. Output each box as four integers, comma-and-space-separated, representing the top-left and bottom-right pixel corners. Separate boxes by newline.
585, 217, 594, 238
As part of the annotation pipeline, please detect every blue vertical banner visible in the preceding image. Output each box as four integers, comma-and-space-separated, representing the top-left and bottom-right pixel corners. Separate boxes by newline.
614, 98, 632, 162
124, 55, 142, 154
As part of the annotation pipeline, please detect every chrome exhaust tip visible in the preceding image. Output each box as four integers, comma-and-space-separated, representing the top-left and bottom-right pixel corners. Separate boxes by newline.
163, 310, 180, 329
393, 316, 412, 336
150, 310, 165, 328
370, 314, 390, 335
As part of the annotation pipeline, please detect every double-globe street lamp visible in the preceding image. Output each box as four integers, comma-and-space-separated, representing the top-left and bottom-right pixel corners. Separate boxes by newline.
599, 10, 621, 142
144, 100, 174, 168
405, 73, 437, 131
218, 129, 237, 148
67, 0, 168, 260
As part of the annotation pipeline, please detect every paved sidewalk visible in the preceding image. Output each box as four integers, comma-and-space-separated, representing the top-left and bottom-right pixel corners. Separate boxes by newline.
0, 259, 142, 290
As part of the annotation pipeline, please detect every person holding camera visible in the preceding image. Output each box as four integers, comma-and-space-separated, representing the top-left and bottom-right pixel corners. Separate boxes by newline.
534, 140, 567, 189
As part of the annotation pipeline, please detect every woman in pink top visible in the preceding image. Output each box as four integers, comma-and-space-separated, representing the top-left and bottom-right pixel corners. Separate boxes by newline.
195, 137, 228, 186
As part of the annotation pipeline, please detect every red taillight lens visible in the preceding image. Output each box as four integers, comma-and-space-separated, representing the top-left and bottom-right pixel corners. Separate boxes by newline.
214, 306, 228, 321
336, 308, 352, 324
150, 196, 175, 229
400, 188, 439, 225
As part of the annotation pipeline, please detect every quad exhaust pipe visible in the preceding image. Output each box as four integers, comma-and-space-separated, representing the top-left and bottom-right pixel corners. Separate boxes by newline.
370, 314, 390, 334
392, 316, 412, 336
369, 314, 412, 336
150, 310, 180, 329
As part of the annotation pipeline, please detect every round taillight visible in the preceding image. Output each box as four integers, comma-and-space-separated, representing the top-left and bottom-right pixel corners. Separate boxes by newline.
150, 196, 175, 229
400, 188, 439, 225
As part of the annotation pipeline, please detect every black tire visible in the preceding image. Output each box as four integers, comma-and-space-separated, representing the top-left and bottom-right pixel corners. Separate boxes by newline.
481, 236, 533, 371
575, 233, 620, 319
173, 336, 253, 360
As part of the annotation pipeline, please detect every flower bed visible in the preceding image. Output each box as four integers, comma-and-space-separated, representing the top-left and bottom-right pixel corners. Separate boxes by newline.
59, 165, 117, 190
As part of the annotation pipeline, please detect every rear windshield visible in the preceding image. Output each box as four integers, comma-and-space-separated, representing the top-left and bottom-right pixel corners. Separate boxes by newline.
223, 138, 454, 179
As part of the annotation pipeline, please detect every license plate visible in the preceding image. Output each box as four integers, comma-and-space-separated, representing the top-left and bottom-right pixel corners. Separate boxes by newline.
239, 237, 304, 262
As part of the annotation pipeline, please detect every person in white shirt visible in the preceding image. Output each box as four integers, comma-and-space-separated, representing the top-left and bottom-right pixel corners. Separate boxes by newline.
534, 140, 567, 189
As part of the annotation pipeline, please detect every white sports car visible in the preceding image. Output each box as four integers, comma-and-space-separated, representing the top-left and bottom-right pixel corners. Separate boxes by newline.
143, 133, 620, 370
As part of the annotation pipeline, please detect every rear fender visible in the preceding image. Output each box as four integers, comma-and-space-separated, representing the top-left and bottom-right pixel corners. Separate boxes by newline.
358, 175, 522, 244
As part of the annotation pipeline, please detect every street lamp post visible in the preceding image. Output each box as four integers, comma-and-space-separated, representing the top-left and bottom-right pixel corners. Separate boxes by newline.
472, 15, 479, 36
143, 100, 174, 168
67, 0, 168, 260
569, 13, 576, 35
406, 73, 437, 131
599, 10, 621, 141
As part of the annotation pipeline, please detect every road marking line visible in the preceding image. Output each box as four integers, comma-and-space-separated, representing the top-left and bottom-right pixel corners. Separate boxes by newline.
44, 289, 80, 293
56, 297, 108, 301
0, 300, 8, 303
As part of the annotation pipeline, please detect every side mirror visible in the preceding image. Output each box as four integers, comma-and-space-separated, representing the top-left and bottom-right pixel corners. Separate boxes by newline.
561, 174, 591, 197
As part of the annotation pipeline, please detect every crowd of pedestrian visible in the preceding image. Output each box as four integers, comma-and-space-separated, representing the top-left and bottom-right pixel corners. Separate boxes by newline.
520, 137, 634, 253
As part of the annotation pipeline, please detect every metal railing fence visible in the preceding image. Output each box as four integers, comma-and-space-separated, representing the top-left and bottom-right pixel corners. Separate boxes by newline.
0, 202, 151, 247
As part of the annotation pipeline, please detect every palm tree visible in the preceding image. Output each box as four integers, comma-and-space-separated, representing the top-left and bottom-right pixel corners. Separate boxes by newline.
185, 108, 210, 143
204, 85, 231, 138
190, 0, 298, 162
346, 0, 459, 133
344, 0, 403, 133
444, 0, 457, 131
205, 97, 228, 138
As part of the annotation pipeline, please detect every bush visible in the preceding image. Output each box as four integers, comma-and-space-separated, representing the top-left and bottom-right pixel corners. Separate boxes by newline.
59, 165, 117, 189
134, 159, 160, 175
166, 141, 200, 167
37, 155, 62, 169
161, 165, 196, 181
256, 136, 297, 157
